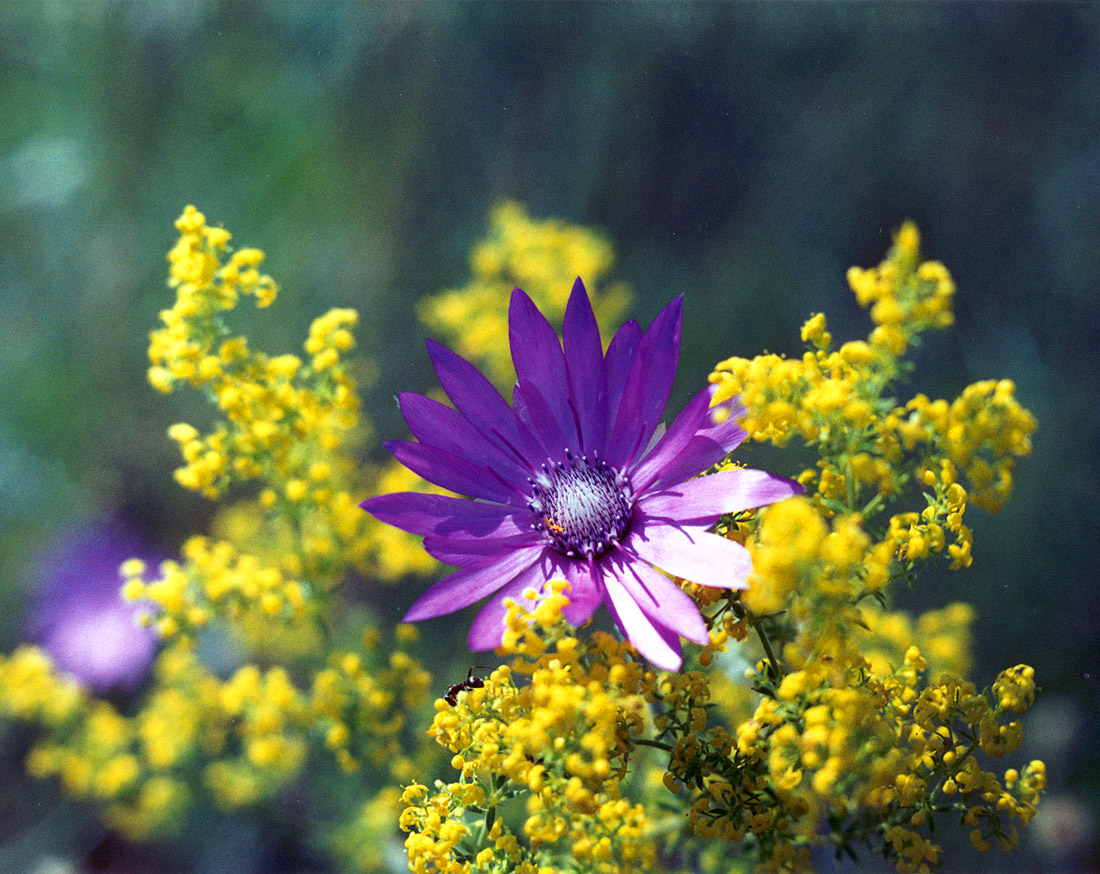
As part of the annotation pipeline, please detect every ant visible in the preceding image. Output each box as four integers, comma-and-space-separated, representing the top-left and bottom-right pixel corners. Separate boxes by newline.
444, 666, 490, 706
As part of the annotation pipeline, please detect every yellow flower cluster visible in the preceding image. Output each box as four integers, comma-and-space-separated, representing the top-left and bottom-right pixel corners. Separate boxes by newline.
418, 201, 631, 385
400, 580, 1040, 874
859, 601, 975, 679
0, 632, 430, 851
402, 222, 1042, 874
0, 646, 83, 726
900, 382, 1036, 512
845, 221, 955, 355
146, 207, 387, 589
399, 583, 660, 874
309, 634, 432, 776
151, 207, 356, 484
0, 210, 1043, 874
712, 224, 1032, 507
713, 224, 1034, 583
0, 208, 444, 871
124, 205, 465, 653
719, 643, 1042, 872
118, 542, 308, 640
2, 648, 213, 838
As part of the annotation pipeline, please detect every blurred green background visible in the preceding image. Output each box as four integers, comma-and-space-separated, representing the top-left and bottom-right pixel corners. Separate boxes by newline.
1, 3, 1097, 872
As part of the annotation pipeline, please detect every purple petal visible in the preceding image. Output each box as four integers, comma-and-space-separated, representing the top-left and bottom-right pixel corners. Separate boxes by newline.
605, 296, 683, 468
563, 278, 607, 452
604, 551, 708, 644
643, 429, 747, 491
424, 531, 542, 566
635, 469, 806, 524
642, 423, 666, 456
466, 552, 602, 650
628, 386, 714, 493
640, 397, 750, 491
557, 558, 604, 626
623, 517, 753, 589
398, 393, 531, 482
602, 319, 641, 434
426, 339, 544, 466
513, 379, 571, 464
599, 563, 683, 671
385, 441, 526, 506
467, 572, 541, 651
360, 492, 521, 538
509, 288, 579, 448
404, 543, 547, 622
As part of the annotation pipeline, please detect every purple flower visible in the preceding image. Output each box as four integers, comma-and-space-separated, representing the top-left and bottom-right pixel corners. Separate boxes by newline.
27, 522, 158, 692
361, 279, 803, 670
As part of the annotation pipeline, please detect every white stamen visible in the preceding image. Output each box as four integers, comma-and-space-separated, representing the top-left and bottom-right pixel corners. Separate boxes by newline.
527, 452, 633, 558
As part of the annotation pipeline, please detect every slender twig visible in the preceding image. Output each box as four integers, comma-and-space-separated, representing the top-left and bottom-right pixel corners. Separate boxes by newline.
846, 457, 858, 512
631, 737, 674, 752
748, 611, 782, 680
313, 609, 334, 647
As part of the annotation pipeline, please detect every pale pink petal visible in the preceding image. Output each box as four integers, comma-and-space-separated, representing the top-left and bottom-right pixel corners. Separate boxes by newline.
556, 558, 604, 626
628, 386, 712, 492
631, 388, 749, 492
600, 564, 683, 671
605, 552, 708, 645
635, 468, 805, 523
623, 518, 753, 589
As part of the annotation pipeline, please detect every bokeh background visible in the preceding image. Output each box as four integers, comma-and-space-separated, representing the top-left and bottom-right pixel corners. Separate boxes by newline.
1, 3, 1098, 872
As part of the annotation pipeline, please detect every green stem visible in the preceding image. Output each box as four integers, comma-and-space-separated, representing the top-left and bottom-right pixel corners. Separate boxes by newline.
313, 608, 334, 647
861, 492, 887, 517
846, 456, 858, 512
748, 611, 782, 680
632, 738, 674, 752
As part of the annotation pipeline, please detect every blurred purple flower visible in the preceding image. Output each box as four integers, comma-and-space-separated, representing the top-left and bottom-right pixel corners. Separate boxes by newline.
27, 521, 158, 692
361, 279, 802, 670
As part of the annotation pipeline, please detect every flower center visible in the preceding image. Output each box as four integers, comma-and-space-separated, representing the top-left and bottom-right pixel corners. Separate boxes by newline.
527, 450, 633, 559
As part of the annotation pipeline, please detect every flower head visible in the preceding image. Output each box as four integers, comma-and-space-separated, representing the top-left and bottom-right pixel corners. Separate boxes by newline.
361, 279, 802, 670
27, 522, 158, 692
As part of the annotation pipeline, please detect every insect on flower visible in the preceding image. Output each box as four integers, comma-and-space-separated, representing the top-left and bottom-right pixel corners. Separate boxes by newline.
361, 278, 804, 671
443, 665, 490, 706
